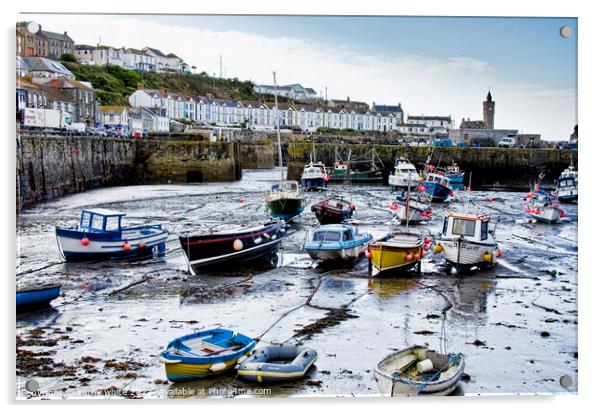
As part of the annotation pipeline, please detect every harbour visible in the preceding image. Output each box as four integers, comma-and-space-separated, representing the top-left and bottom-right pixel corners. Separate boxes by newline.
16, 168, 578, 398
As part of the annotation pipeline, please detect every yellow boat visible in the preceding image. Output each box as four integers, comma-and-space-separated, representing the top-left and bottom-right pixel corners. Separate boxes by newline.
368, 233, 423, 276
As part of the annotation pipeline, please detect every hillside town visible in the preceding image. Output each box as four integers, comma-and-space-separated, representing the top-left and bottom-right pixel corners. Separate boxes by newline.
16, 20, 572, 148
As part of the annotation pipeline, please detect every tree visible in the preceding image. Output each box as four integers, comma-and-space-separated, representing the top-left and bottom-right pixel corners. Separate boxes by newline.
59, 53, 77, 63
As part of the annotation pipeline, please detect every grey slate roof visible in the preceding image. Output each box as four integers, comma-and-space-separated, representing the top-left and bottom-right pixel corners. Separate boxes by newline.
20, 57, 73, 77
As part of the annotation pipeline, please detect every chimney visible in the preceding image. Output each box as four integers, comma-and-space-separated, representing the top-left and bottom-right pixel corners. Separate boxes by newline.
161, 87, 167, 94
137, 83, 144, 90
64, 31, 68, 36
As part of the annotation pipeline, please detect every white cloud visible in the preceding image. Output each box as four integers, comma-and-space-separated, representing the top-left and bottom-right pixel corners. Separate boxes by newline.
30, 14, 576, 139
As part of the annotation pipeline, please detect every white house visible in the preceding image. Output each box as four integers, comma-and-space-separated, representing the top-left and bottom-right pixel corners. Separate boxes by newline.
123, 48, 156, 72
98, 105, 129, 129
253, 83, 319, 102
406, 115, 454, 132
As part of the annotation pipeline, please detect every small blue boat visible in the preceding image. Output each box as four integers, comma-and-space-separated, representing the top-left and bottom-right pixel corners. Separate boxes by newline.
422, 172, 453, 202
160, 328, 256, 382
556, 167, 578, 203
55, 209, 168, 261
237, 345, 318, 383
444, 164, 465, 190
304, 224, 373, 262
300, 162, 328, 191
16, 284, 61, 310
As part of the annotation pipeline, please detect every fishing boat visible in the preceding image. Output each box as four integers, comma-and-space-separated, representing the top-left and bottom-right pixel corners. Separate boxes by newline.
300, 161, 328, 191
433, 212, 501, 269
266, 72, 304, 221
160, 328, 256, 382
388, 157, 421, 189
421, 171, 453, 202
327, 148, 386, 184
179, 220, 287, 275
16, 284, 61, 311
525, 189, 564, 223
374, 346, 465, 396
368, 232, 424, 276
444, 163, 465, 190
556, 166, 578, 202
237, 345, 318, 384
55, 209, 168, 261
303, 224, 373, 262
311, 197, 355, 224
392, 190, 432, 224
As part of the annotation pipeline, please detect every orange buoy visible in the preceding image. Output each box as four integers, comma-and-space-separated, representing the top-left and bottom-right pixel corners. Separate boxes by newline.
488, 197, 494, 202
80, 237, 90, 246
497, 249, 502, 258
233, 239, 244, 251
424, 237, 431, 244
239, 198, 244, 204
365, 250, 372, 259
405, 253, 413, 261
122, 242, 131, 251
434, 244, 443, 253
138, 242, 146, 249
413, 253, 421, 261
423, 244, 429, 251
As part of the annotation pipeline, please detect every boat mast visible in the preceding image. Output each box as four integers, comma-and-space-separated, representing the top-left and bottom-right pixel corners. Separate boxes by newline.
273, 71, 284, 181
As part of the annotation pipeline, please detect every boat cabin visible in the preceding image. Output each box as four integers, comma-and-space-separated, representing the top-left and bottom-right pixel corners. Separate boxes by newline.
313, 225, 356, 242
272, 181, 299, 192
445, 164, 461, 174
558, 175, 577, 189
560, 166, 578, 181
425, 172, 451, 187
79, 209, 126, 233
303, 164, 326, 176
394, 158, 417, 174
441, 212, 492, 242
334, 163, 349, 172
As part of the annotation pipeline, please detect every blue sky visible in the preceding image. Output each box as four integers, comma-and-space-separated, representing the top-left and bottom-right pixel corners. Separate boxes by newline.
31, 14, 578, 138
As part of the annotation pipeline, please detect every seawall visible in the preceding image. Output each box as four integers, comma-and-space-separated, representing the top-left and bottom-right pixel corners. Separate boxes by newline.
286, 142, 577, 190
16, 136, 242, 210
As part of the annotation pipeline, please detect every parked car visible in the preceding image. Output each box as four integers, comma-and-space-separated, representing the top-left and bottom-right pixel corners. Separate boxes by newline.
498, 137, 516, 148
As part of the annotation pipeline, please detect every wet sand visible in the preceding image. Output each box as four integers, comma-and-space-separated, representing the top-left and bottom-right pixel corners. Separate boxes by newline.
16, 168, 578, 398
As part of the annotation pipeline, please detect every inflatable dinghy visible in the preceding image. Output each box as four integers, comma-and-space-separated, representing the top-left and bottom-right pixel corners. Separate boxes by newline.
237, 345, 318, 383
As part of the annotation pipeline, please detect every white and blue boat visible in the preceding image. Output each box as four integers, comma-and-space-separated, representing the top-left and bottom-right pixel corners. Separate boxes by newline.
55, 209, 168, 261
300, 161, 328, 191
421, 172, 453, 202
444, 163, 465, 190
556, 166, 578, 203
526, 189, 564, 224
160, 328, 256, 382
303, 224, 373, 262
16, 284, 61, 311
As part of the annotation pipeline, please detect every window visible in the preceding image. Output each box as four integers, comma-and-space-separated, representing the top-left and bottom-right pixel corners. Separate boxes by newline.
80, 212, 92, 227
105, 216, 120, 231
91, 214, 104, 231
480, 221, 489, 241
313, 231, 341, 242
451, 218, 476, 237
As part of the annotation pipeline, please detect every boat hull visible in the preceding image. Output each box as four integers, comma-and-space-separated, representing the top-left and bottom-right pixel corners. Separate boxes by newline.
388, 174, 421, 189
56, 226, 168, 261
369, 242, 422, 276
16, 285, 61, 310
179, 221, 286, 274
267, 198, 304, 221
529, 206, 561, 223
237, 345, 318, 384
305, 244, 368, 261
446, 173, 465, 190
422, 181, 452, 202
328, 169, 385, 183
300, 177, 327, 191
311, 199, 354, 224
438, 238, 498, 267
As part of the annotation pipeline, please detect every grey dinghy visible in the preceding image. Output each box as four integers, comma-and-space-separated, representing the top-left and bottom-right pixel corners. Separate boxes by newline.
374, 346, 465, 396
237, 345, 318, 383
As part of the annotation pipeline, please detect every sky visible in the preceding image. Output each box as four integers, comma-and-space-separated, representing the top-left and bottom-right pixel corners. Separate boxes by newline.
25, 14, 577, 139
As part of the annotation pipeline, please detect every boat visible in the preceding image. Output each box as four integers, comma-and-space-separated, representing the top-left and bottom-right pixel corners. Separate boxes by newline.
433, 212, 501, 269
300, 140, 329, 191
556, 166, 578, 202
444, 163, 465, 190
179, 220, 287, 275
311, 197, 355, 224
266, 72, 304, 221
368, 232, 424, 276
55, 209, 168, 261
303, 224, 373, 262
300, 161, 328, 191
160, 328, 256, 382
16, 284, 61, 311
374, 346, 465, 396
327, 148, 386, 184
392, 190, 432, 224
388, 157, 421, 189
525, 189, 564, 223
421, 170, 453, 202
237, 345, 318, 384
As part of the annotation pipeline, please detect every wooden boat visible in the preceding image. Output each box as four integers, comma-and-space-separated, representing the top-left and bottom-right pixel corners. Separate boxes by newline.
526, 189, 563, 223
55, 209, 168, 261
237, 345, 318, 384
160, 328, 256, 382
368, 232, 424, 276
267, 181, 304, 221
434, 212, 501, 268
303, 224, 373, 262
388, 157, 421, 188
179, 220, 286, 275
311, 197, 355, 224
421, 171, 453, 202
444, 163, 465, 190
327, 148, 386, 184
16, 284, 61, 311
374, 346, 465, 396
392, 190, 432, 224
